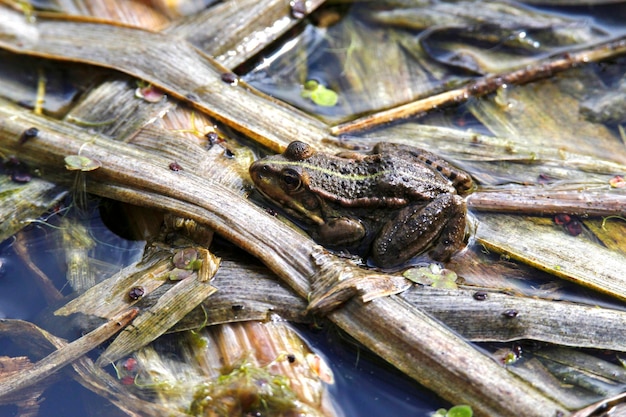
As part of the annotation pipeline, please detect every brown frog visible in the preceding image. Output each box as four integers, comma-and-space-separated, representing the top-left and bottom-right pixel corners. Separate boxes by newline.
249, 141, 473, 268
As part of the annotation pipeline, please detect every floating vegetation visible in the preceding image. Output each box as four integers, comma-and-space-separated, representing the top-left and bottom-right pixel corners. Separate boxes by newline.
432, 405, 473, 417
189, 362, 314, 417
301, 80, 339, 107
64, 155, 101, 172
403, 264, 459, 289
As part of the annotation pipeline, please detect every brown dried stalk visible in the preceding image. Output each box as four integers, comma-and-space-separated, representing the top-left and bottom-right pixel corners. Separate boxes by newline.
0, 309, 137, 399
331, 35, 626, 135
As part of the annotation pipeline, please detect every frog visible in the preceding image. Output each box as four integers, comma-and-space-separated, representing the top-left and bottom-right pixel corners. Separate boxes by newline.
249, 141, 474, 268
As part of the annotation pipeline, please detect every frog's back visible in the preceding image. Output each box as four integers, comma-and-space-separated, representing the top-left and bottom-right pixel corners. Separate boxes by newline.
305, 152, 456, 208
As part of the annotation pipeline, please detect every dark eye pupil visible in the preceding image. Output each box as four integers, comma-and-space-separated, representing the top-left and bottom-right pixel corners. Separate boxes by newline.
283, 174, 297, 185
281, 169, 301, 191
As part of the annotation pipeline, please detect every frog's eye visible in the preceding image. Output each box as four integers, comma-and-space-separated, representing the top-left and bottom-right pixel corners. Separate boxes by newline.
281, 168, 302, 192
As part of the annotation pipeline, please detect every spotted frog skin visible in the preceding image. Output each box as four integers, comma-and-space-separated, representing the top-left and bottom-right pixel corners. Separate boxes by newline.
249, 141, 473, 268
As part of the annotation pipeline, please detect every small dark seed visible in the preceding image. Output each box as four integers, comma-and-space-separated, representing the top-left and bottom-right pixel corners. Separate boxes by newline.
185, 93, 199, 102
537, 173, 553, 184
11, 171, 31, 183
553, 213, 571, 225
565, 220, 583, 236
169, 161, 183, 171
223, 148, 235, 158
19, 127, 39, 144
221, 72, 238, 84
128, 286, 145, 300
473, 291, 488, 301
291, 0, 307, 19
286, 353, 296, 363
502, 309, 518, 318
205, 131, 219, 146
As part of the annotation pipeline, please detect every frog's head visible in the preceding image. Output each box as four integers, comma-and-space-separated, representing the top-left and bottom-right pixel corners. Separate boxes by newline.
249, 142, 325, 225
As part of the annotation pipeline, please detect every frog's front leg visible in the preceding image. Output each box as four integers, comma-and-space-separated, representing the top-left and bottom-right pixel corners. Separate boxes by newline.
312, 217, 366, 246
371, 194, 467, 267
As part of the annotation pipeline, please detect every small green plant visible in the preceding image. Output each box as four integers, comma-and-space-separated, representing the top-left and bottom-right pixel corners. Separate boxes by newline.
301, 80, 338, 107
403, 264, 459, 289
432, 404, 473, 417
64, 155, 101, 171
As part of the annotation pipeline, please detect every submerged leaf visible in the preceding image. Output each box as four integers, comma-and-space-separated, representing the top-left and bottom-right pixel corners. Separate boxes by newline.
301, 80, 338, 107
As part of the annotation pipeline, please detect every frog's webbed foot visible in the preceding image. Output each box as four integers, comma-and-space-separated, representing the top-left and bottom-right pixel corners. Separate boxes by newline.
371, 194, 467, 267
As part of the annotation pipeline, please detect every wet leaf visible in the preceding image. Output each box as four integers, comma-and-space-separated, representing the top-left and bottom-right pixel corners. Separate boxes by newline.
448, 405, 473, 417
404, 264, 459, 289
475, 213, 626, 301
172, 247, 199, 269
301, 80, 338, 107
64, 155, 101, 171
135, 83, 166, 103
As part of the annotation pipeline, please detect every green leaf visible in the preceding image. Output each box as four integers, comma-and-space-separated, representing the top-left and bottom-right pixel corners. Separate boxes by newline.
64, 155, 101, 171
301, 80, 338, 107
310, 86, 338, 107
403, 264, 458, 289
447, 405, 473, 417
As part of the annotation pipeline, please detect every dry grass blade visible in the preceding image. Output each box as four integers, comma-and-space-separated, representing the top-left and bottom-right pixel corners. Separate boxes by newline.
0, 6, 330, 153
365, 123, 626, 178
508, 348, 626, 411
172, 260, 309, 331
404, 286, 626, 351
467, 188, 626, 217
14, 231, 64, 304
54, 244, 220, 365
170, 0, 327, 69
570, 392, 626, 417
331, 35, 626, 135
55, 248, 176, 319
331, 296, 567, 416
0, 319, 192, 417
0, 98, 568, 416
96, 254, 219, 366
0, 176, 66, 240
0, 309, 137, 400
475, 213, 626, 301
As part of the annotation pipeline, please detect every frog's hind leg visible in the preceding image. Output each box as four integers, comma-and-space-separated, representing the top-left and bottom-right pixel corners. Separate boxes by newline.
371, 194, 467, 267
429, 196, 467, 262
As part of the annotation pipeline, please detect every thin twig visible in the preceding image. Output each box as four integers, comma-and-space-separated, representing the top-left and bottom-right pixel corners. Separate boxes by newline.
467, 189, 626, 217
331, 35, 626, 136
0, 309, 138, 399
13, 231, 64, 304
